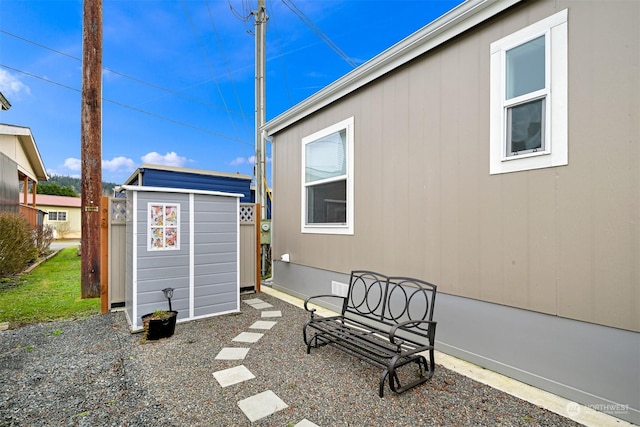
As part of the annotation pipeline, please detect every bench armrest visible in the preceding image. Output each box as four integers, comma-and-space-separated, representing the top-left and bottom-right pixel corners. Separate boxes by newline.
389, 320, 437, 349
304, 294, 347, 318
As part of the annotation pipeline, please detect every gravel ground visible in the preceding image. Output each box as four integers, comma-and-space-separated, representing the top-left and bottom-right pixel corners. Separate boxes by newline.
1, 292, 581, 427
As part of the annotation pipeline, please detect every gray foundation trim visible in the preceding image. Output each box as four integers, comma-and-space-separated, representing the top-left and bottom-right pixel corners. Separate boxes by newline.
273, 261, 640, 425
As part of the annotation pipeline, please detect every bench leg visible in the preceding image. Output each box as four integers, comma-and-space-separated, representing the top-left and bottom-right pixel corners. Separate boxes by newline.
303, 321, 312, 347
387, 354, 433, 395
379, 369, 389, 397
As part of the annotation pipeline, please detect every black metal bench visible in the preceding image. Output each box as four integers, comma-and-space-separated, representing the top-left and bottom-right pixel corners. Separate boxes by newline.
303, 270, 437, 397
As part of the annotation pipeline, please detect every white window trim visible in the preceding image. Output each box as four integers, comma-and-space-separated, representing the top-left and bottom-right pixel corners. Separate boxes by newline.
301, 116, 354, 235
147, 202, 181, 251
490, 9, 568, 175
48, 210, 68, 222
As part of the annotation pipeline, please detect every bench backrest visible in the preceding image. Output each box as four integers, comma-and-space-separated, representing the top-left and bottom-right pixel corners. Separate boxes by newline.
342, 270, 437, 345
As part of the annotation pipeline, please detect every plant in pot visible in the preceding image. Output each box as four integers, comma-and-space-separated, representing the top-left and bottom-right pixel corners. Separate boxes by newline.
141, 288, 178, 343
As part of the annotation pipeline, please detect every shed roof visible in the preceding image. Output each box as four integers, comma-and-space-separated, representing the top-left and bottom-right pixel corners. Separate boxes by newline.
262, 0, 521, 136
121, 164, 252, 202
120, 185, 243, 198
123, 164, 251, 186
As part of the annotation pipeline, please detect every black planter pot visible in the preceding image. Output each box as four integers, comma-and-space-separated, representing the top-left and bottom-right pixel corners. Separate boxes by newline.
141, 311, 178, 340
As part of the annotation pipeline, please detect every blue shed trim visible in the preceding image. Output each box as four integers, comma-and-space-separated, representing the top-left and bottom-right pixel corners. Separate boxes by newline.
123, 166, 252, 203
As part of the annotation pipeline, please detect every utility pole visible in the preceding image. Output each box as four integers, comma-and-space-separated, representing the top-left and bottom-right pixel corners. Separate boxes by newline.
254, 0, 267, 220
80, 0, 103, 298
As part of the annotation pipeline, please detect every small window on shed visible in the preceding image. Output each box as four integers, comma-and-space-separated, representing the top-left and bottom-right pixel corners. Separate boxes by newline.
148, 203, 180, 251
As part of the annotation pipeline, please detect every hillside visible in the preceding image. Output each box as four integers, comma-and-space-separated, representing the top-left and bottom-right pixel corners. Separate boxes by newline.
46, 175, 118, 196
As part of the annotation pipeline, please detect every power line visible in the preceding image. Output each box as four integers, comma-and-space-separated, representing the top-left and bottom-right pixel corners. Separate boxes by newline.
227, 0, 253, 23
206, 0, 253, 158
0, 29, 250, 119
268, 0, 292, 105
280, 0, 356, 68
0, 63, 252, 147
181, 0, 243, 143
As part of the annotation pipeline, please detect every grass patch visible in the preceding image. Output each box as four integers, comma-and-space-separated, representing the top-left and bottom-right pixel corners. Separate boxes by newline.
0, 247, 100, 326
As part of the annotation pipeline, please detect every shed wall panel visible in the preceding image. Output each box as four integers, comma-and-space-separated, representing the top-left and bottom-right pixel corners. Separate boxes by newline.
135, 192, 191, 320
192, 195, 238, 315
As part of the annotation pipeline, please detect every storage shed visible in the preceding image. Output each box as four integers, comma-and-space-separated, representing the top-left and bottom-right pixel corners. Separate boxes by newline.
121, 185, 242, 331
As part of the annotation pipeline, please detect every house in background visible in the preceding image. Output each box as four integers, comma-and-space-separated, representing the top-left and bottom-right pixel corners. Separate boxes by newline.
0, 122, 48, 227
263, 0, 638, 424
26, 194, 82, 239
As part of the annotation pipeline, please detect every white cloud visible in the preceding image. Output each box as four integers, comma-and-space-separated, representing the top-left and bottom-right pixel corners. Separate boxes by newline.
63, 157, 82, 171
229, 156, 270, 166
62, 156, 136, 174
47, 169, 80, 179
0, 69, 30, 98
103, 156, 136, 172
140, 151, 187, 167
230, 156, 255, 166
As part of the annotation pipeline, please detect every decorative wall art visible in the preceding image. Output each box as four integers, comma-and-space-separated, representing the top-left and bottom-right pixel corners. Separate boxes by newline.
148, 203, 180, 250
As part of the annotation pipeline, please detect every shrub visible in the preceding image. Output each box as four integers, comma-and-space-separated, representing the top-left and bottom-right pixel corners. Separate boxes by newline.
33, 224, 54, 257
0, 212, 38, 276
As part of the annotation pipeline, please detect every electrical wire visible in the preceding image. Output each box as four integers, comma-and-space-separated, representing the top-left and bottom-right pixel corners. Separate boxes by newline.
206, 0, 252, 136
206, 0, 253, 163
280, 0, 356, 68
267, 0, 292, 106
0, 63, 252, 147
181, 0, 243, 144
0, 29, 249, 119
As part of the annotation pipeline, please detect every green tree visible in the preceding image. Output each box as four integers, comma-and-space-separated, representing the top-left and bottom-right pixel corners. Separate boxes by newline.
37, 182, 79, 197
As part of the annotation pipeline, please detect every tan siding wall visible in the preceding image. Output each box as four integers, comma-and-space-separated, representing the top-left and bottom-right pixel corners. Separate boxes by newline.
272, 0, 639, 331
41, 205, 82, 238
0, 135, 30, 176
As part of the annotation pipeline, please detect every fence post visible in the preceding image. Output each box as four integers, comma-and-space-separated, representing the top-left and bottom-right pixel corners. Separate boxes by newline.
100, 196, 108, 313
255, 204, 261, 293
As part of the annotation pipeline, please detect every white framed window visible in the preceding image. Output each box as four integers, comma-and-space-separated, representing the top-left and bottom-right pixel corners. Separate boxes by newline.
490, 9, 568, 174
301, 117, 354, 235
48, 211, 67, 222
148, 203, 180, 251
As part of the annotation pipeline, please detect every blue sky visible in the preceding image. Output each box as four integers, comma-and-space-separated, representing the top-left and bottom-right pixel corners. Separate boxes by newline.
0, 0, 463, 185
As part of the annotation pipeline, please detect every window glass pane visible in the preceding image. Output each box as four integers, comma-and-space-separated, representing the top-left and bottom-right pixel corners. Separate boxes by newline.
507, 98, 545, 154
506, 35, 545, 99
49, 212, 58, 221
306, 180, 346, 224
59, 212, 67, 221
305, 129, 346, 183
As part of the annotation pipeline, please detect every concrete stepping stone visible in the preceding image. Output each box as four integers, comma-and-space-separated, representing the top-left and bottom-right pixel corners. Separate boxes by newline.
243, 298, 274, 309
212, 365, 255, 387
237, 390, 288, 422
295, 420, 320, 427
261, 310, 282, 318
232, 332, 264, 343
252, 302, 273, 309
215, 347, 250, 360
249, 320, 277, 330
